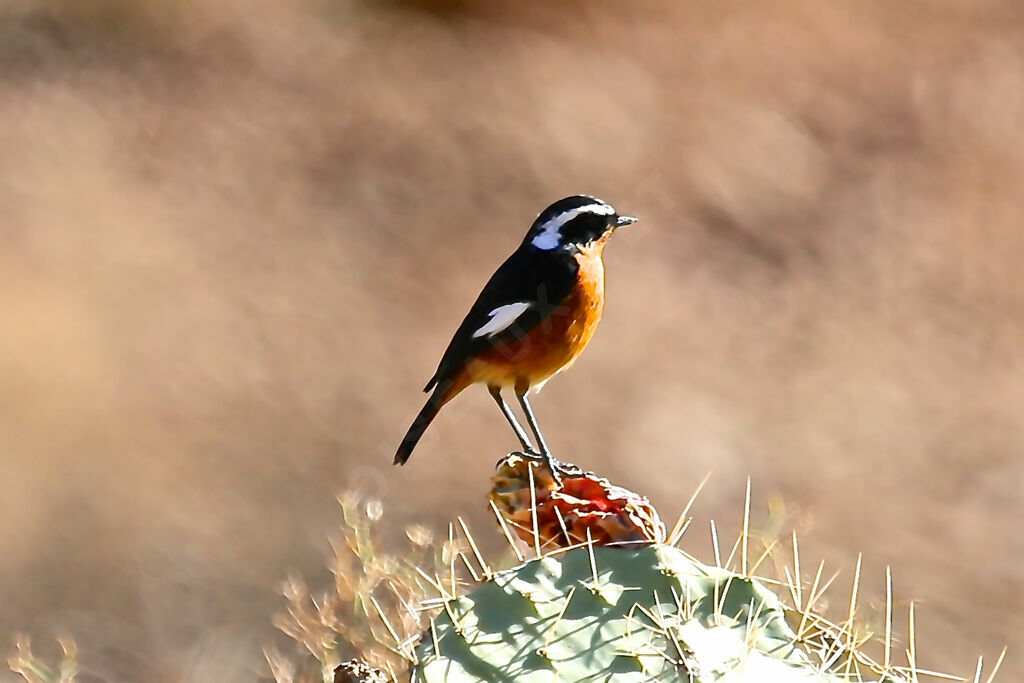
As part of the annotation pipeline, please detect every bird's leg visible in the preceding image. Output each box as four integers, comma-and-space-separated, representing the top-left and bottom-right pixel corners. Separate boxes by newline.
515, 389, 564, 487
488, 385, 536, 454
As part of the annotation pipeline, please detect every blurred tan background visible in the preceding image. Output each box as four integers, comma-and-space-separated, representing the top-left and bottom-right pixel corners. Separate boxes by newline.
1, 0, 1022, 680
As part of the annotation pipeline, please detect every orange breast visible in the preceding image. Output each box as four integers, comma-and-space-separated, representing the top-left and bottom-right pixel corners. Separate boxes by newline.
463, 241, 607, 392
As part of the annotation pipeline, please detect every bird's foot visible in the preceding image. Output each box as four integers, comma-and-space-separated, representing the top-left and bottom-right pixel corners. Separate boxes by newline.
511, 449, 565, 488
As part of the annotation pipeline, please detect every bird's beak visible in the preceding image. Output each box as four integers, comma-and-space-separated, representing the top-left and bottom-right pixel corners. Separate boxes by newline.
615, 215, 638, 228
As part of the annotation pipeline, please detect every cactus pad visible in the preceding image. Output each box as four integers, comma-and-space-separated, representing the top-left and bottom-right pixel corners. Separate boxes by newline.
412, 544, 869, 682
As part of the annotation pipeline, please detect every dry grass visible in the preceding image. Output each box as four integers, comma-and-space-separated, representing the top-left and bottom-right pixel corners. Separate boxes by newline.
1, 0, 1021, 680
268, 495, 446, 682
7, 637, 76, 683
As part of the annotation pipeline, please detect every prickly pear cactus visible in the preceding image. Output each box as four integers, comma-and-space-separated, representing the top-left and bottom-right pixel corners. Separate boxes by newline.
412, 544, 874, 682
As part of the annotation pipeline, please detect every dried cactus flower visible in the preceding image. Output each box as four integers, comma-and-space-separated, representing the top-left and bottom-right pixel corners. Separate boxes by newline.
489, 453, 666, 549
333, 659, 390, 683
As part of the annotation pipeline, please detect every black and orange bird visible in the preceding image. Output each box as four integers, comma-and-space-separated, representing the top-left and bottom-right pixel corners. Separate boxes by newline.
393, 195, 636, 482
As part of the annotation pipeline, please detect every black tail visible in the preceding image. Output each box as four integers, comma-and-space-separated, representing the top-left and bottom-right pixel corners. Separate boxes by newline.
394, 385, 447, 465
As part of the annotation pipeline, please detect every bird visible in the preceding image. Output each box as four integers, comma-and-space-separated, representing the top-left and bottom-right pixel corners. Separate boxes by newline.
393, 195, 636, 483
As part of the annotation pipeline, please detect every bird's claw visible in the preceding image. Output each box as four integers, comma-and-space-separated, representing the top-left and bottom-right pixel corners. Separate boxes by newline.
511, 449, 565, 488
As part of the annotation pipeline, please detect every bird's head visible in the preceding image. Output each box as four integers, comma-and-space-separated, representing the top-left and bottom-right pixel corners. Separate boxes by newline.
526, 195, 636, 252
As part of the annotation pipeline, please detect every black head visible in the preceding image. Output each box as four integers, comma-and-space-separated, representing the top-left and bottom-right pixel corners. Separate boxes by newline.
525, 195, 636, 251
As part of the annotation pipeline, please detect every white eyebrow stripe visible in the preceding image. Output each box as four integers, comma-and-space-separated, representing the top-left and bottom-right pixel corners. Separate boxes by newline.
531, 203, 614, 250
471, 302, 533, 339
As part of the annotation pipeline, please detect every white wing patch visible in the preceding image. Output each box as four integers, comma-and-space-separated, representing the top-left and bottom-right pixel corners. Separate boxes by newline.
531, 203, 615, 250
472, 302, 532, 339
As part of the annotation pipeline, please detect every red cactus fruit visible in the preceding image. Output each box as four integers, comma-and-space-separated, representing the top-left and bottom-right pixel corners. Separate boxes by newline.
489, 454, 665, 550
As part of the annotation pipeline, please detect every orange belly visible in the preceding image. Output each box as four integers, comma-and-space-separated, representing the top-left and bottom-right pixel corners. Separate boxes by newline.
460, 241, 607, 394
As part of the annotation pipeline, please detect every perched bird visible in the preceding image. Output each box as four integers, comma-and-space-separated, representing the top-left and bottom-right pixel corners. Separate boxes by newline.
394, 195, 636, 481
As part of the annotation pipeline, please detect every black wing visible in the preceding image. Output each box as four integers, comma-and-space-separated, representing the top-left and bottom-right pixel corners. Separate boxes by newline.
424, 246, 578, 391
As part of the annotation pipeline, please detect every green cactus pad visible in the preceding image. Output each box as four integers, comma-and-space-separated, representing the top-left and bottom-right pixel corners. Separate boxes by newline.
413, 545, 893, 682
